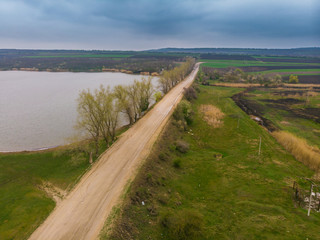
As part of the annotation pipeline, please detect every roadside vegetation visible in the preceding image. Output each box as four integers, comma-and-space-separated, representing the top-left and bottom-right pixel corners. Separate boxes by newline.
102, 85, 320, 239
76, 57, 195, 156
158, 57, 196, 93
76, 77, 154, 155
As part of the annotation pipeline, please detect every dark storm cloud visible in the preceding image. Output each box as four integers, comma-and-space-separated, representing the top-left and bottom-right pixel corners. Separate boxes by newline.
0, 0, 318, 49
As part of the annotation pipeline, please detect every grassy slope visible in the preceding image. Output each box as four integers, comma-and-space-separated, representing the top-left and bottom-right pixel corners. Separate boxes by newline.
103, 86, 320, 240
0, 140, 112, 240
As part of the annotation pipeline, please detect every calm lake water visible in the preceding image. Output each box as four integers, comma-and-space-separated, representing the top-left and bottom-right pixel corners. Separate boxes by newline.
0, 71, 158, 152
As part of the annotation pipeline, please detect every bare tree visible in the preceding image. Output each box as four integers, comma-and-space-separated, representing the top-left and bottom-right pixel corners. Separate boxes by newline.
159, 70, 171, 94
96, 85, 119, 147
76, 89, 101, 156
158, 57, 195, 94
137, 76, 154, 113
114, 85, 134, 125
127, 80, 140, 122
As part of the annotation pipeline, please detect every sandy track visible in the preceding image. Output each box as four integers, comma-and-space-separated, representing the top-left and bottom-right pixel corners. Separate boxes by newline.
28, 63, 200, 240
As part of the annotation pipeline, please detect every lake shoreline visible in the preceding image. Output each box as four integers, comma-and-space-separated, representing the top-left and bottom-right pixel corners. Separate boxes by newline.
0, 145, 61, 154
0, 68, 160, 76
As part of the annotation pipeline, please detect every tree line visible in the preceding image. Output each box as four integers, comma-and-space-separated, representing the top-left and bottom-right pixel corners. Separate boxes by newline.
199, 67, 300, 87
76, 58, 195, 156
158, 57, 196, 94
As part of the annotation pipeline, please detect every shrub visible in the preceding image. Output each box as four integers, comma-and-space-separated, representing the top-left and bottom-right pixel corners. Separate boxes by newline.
173, 100, 194, 125
173, 159, 181, 168
184, 86, 197, 101
176, 140, 190, 153
161, 209, 204, 240
159, 152, 169, 161
192, 84, 201, 93
154, 91, 163, 102
289, 75, 299, 84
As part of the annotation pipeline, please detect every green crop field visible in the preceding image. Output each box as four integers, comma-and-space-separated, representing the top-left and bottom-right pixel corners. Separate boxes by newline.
200, 59, 320, 69
252, 56, 301, 59
102, 85, 320, 240
249, 69, 320, 74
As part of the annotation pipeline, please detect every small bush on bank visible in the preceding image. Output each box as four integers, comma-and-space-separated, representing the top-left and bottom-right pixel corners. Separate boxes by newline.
176, 140, 190, 153
159, 152, 169, 161
173, 159, 182, 168
184, 86, 197, 101
173, 100, 194, 125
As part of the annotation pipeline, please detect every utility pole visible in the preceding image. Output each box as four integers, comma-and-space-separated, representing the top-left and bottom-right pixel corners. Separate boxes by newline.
308, 184, 314, 216
258, 136, 262, 155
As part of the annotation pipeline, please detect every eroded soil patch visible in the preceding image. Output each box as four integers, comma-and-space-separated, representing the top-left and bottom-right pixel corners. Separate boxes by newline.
232, 92, 278, 132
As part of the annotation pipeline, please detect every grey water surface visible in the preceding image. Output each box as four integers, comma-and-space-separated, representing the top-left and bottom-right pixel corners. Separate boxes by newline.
0, 71, 157, 152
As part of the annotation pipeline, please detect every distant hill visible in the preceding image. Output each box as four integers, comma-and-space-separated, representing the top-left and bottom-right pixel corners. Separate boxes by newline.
149, 47, 320, 57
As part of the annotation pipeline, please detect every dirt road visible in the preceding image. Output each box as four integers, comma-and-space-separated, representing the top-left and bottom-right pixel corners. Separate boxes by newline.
29, 63, 200, 240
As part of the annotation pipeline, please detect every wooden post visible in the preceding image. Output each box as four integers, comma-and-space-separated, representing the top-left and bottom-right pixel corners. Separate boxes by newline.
308, 184, 314, 216
89, 151, 93, 164
258, 136, 262, 156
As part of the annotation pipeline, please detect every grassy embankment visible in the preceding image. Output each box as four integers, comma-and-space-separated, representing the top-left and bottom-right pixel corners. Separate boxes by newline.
101, 86, 320, 240
0, 127, 129, 240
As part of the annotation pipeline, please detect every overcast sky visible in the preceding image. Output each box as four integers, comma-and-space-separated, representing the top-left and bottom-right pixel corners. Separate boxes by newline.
0, 0, 319, 50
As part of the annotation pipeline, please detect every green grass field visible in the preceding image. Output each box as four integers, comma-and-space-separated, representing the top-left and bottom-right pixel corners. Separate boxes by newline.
252, 56, 302, 59
244, 88, 320, 149
0, 148, 99, 240
103, 86, 320, 240
0, 127, 131, 240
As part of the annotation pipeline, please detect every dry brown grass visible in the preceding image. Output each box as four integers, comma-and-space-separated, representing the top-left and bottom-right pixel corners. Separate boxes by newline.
308, 91, 319, 97
284, 83, 320, 88
199, 104, 225, 128
272, 131, 320, 171
213, 83, 320, 89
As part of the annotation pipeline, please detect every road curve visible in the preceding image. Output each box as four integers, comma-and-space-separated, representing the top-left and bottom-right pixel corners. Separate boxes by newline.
29, 63, 200, 240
